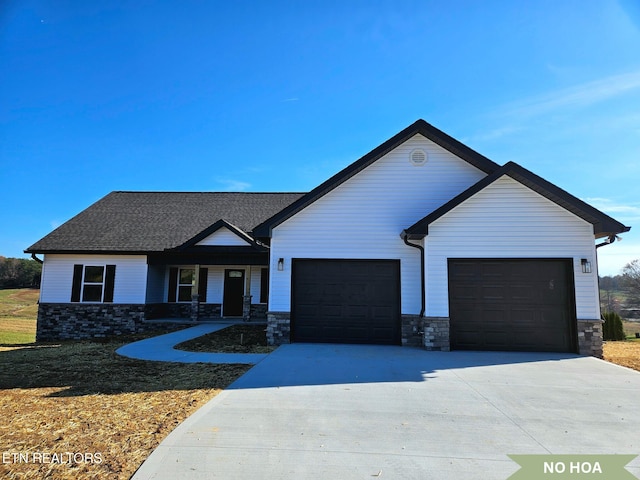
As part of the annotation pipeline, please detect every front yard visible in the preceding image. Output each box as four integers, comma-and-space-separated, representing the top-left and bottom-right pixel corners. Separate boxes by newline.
0, 336, 251, 479
1, 289, 639, 479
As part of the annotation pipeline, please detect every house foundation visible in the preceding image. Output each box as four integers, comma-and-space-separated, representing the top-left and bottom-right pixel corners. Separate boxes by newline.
36, 303, 148, 341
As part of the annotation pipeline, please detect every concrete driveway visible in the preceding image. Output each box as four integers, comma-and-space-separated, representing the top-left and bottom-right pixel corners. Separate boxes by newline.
133, 344, 640, 480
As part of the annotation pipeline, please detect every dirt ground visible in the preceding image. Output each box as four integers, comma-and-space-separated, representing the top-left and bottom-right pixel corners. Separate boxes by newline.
603, 340, 640, 372
0, 336, 250, 480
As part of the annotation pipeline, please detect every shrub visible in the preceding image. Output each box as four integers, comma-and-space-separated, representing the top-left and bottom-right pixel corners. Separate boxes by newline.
602, 311, 626, 341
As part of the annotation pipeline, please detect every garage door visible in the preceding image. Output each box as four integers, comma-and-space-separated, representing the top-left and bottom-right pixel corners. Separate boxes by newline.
448, 259, 576, 353
292, 259, 401, 345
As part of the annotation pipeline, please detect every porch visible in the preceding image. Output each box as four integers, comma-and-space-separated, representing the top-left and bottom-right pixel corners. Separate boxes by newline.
146, 248, 270, 323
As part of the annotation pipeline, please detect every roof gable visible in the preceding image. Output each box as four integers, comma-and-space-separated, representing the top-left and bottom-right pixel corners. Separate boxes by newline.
177, 220, 254, 249
404, 162, 631, 239
253, 119, 501, 238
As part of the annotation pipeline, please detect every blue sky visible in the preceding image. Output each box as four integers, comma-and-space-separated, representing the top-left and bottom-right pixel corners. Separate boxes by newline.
1, 0, 639, 275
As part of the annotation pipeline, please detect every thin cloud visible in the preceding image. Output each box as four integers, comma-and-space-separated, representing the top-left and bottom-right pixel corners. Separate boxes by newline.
501, 71, 640, 118
584, 197, 640, 222
215, 178, 251, 191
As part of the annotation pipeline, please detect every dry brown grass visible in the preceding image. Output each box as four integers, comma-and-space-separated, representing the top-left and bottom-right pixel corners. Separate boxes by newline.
0, 336, 250, 479
603, 340, 640, 372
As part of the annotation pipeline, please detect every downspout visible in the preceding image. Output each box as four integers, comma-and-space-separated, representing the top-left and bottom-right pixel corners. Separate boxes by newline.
595, 234, 619, 318
30, 253, 43, 264
401, 230, 425, 317
595, 234, 618, 249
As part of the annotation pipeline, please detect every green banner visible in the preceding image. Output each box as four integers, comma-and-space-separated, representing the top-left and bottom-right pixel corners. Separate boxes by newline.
507, 455, 638, 479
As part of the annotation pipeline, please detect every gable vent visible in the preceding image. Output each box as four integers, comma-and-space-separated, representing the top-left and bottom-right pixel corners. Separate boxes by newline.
410, 149, 427, 166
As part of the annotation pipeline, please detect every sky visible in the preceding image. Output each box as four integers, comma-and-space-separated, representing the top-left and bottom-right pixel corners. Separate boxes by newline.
1, 0, 639, 276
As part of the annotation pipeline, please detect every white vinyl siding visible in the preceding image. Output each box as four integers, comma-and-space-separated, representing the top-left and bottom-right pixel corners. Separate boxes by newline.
425, 176, 599, 319
40, 254, 148, 304
269, 134, 487, 313
195, 227, 251, 246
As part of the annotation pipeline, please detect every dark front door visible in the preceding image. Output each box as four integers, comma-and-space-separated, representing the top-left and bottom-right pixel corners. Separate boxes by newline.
448, 258, 576, 353
291, 259, 401, 345
223, 269, 245, 317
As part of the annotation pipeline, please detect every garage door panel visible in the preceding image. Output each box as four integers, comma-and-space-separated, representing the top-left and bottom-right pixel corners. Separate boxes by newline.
449, 259, 576, 353
292, 259, 401, 345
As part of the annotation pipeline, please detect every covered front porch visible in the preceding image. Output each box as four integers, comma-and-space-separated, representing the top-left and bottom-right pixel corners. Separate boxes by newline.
145, 247, 270, 323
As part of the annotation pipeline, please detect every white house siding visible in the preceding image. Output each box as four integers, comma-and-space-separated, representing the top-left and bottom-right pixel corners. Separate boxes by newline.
269, 134, 487, 313
425, 176, 600, 320
195, 227, 250, 246
40, 254, 148, 304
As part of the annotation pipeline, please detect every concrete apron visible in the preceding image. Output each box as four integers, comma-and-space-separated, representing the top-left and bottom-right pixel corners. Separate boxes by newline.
132, 344, 640, 480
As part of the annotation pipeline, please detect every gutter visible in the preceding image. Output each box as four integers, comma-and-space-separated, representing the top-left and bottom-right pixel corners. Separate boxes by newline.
596, 234, 619, 249
401, 230, 425, 317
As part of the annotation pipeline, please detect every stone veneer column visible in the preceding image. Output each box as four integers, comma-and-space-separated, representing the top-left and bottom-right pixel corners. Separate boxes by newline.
401, 315, 424, 347
266, 311, 290, 345
190, 294, 200, 322
423, 317, 450, 351
242, 295, 252, 321
577, 319, 604, 358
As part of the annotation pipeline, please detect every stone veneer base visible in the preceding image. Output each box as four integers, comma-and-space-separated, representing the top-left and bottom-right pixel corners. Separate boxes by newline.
37, 302, 270, 341
577, 319, 604, 358
37, 303, 150, 341
266, 311, 290, 345
423, 316, 450, 351
401, 315, 424, 347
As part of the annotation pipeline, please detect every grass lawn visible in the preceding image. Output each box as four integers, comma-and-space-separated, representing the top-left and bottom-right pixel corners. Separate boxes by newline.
0, 289, 38, 344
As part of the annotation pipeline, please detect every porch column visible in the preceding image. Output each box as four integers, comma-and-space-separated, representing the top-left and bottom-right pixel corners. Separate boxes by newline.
243, 266, 252, 321
191, 264, 200, 322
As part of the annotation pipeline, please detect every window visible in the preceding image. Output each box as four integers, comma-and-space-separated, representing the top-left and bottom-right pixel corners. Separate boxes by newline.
168, 267, 208, 303
71, 264, 116, 303
177, 268, 195, 302
83, 266, 105, 302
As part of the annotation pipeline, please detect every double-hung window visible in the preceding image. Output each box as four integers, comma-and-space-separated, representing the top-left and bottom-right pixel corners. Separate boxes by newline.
71, 264, 116, 303
177, 268, 195, 302
168, 267, 208, 303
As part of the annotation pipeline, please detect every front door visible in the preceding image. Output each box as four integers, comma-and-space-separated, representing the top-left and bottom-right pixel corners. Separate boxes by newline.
223, 269, 245, 317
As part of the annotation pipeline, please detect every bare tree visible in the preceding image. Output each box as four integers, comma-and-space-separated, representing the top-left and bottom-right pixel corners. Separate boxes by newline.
622, 259, 640, 308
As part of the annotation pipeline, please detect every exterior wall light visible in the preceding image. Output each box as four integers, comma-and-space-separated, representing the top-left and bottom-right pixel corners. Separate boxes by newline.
277, 258, 284, 271
581, 259, 592, 274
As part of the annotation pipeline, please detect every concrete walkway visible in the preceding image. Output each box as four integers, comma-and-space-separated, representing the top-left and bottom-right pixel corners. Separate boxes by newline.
116, 323, 269, 364
132, 344, 640, 480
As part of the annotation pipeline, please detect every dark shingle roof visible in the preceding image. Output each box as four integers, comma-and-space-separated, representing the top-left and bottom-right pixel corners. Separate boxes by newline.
26, 192, 305, 254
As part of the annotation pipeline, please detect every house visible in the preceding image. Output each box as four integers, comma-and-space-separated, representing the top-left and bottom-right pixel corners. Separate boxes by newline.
26, 120, 630, 356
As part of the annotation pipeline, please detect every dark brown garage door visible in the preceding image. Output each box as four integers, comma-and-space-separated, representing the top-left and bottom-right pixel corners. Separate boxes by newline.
448, 259, 576, 353
292, 259, 401, 345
